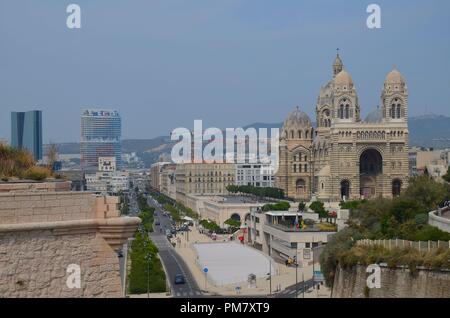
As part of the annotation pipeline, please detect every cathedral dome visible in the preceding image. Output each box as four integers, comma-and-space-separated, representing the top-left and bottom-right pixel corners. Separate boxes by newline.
385, 68, 405, 85
334, 69, 353, 86
364, 107, 383, 123
283, 107, 312, 129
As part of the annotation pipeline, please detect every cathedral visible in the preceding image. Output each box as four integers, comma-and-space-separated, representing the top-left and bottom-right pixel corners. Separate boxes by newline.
276, 53, 410, 202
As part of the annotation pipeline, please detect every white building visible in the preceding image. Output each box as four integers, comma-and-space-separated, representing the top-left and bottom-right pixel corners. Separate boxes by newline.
85, 171, 130, 194
236, 163, 275, 187
249, 209, 339, 263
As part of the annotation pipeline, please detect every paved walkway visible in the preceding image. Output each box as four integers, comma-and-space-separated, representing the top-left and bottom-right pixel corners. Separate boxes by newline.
171, 226, 331, 297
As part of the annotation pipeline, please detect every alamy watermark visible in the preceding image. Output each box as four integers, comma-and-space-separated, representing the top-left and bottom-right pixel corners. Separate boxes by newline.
66, 264, 81, 289
170, 120, 280, 173
366, 4, 381, 29
366, 264, 381, 289
66, 4, 81, 29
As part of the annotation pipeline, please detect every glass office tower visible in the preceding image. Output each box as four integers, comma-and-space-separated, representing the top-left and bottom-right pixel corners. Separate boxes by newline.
80, 109, 122, 170
11, 110, 43, 160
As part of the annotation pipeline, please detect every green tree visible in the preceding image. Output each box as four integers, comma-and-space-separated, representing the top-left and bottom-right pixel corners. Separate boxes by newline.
224, 218, 241, 228
309, 201, 327, 220
404, 176, 450, 211
443, 167, 450, 183
298, 201, 306, 212
128, 232, 166, 294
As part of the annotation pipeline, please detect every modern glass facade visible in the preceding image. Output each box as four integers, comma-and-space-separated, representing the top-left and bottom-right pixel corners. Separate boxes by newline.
80, 109, 122, 170
11, 110, 43, 160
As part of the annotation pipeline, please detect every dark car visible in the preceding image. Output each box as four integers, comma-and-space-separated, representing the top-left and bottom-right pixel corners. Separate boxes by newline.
174, 274, 185, 284
171, 228, 177, 235
155, 220, 160, 226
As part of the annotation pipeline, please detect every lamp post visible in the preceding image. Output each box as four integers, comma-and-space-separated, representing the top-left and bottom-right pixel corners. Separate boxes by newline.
269, 259, 272, 295
295, 244, 298, 298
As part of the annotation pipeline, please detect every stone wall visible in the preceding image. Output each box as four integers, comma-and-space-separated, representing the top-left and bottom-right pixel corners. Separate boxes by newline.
0, 230, 121, 297
332, 265, 450, 298
0, 181, 140, 298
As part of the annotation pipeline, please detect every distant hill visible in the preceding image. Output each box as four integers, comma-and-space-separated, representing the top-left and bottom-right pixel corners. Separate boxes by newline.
408, 115, 450, 148
47, 115, 450, 167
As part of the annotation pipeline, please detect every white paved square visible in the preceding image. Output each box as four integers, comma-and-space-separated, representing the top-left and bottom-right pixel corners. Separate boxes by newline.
193, 242, 277, 286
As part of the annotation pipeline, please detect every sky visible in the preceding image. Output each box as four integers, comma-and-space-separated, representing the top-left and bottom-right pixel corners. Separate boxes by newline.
1, 0, 449, 143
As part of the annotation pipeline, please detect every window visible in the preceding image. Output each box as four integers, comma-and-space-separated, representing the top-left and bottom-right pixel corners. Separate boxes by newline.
390, 105, 394, 118
339, 105, 344, 119
345, 105, 350, 119
396, 104, 401, 118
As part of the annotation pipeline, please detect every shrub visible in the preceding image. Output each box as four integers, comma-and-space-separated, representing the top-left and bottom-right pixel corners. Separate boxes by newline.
224, 218, 241, 228
22, 166, 50, 181
262, 201, 290, 211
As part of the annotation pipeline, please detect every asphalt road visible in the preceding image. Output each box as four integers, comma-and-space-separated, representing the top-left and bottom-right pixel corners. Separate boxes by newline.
147, 197, 203, 298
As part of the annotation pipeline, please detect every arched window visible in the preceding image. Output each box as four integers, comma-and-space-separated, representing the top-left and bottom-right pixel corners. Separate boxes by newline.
396, 104, 401, 118
339, 105, 344, 119
291, 130, 294, 139
391, 105, 396, 118
345, 105, 350, 119
298, 130, 302, 139
305, 130, 309, 139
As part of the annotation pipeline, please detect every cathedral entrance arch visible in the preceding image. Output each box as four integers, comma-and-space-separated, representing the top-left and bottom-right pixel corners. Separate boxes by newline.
359, 149, 383, 199
340, 180, 350, 200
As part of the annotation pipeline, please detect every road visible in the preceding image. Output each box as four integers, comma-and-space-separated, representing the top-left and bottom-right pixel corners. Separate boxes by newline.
147, 196, 203, 298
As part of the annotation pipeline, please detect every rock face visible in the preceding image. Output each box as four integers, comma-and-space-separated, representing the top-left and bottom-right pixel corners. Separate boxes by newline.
0, 181, 140, 298
332, 265, 450, 298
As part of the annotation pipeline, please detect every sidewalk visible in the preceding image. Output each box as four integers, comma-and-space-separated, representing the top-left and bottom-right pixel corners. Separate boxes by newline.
170, 226, 331, 297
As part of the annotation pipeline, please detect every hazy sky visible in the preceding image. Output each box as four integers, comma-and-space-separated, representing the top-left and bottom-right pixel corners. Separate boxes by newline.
1, 0, 449, 143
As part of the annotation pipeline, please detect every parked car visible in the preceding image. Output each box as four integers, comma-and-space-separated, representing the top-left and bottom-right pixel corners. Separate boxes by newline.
174, 274, 185, 284
171, 228, 177, 235
155, 220, 160, 226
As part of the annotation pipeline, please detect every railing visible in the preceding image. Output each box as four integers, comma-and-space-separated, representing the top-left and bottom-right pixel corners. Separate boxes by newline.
270, 239, 296, 257
266, 222, 323, 233
356, 239, 450, 252
266, 223, 336, 233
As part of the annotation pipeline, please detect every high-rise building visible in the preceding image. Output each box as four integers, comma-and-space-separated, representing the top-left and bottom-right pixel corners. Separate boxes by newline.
11, 110, 43, 160
80, 109, 121, 170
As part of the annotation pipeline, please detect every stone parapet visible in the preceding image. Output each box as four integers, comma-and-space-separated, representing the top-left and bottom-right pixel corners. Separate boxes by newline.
0, 181, 140, 298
